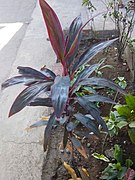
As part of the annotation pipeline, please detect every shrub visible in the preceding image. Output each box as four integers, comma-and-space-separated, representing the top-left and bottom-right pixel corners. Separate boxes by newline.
2, 0, 124, 157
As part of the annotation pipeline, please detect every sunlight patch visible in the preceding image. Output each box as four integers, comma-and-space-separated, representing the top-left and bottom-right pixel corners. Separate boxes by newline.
0, 22, 23, 51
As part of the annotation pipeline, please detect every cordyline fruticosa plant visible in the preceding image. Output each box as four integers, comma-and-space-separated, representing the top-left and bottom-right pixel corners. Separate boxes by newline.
2, 0, 125, 157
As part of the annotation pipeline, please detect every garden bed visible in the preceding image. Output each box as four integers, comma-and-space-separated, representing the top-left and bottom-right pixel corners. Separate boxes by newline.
42, 32, 135, 180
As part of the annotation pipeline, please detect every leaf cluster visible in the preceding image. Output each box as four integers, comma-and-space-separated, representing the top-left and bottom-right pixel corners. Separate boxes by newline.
107, 94, 135, 144
101, 144, 135, 180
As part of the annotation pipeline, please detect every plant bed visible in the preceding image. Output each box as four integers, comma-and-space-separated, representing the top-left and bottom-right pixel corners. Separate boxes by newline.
42, 36, 135, 180
40, 34, 135, 180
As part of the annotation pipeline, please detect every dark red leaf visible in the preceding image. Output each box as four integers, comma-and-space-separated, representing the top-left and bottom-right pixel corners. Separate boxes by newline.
9, 81, 53, 117
80, 94, 116, 104
65, 15, 82, 54
1, 75, 42, 90
70, 136, 88, 158
29, 97, 52, 107
66, 122, 77, 132
39, 0, 65, 61
72, 63, 99, 87
77, 96, 108, 131
126, 169, 135, 180
74, 113, 100, 137
71, 38, 118, 73
64, 13, 107, 75
64, 15, 82, 68
51, 76, 70, 118
2, 66, 55, 90
63, 128, 68, 149
44, 113, 55, 151
40, 66, 56, 79
17, 66, 48, 79
79, 77, 125, 94
29, 120, 48, 129
64, 31, 81, 70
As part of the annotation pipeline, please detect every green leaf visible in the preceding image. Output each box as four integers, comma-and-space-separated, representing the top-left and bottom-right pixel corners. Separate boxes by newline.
128, 128, 135, 144
109, 127, 118, 137
129, 121, 135, 128
125, 94, 135, 110
125, 159, 133, 168
107, 122, 115, 130
117, 166, 127, 179
114, 144, 122, 163
115, 162, 122, 171
101, 163, 117, 180
117, 121, 128, 129
118, 77, 124, 81
92, 152, 110, 162
118, 81, 127, 89
110, 111, 119, 121
83, 86, 96, 94
115, 105, 131, 118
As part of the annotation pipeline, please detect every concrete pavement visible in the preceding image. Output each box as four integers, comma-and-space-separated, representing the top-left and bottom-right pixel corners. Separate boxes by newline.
0, 0, 115, 179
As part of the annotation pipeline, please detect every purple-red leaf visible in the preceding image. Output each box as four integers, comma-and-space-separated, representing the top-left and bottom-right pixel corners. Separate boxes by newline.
63, 128, 68, 149
18, 66, 48, 79
39, 0, 65, 61
18, 66, 56, 80
65, 15, 82, 54
64, 15, 82, 68
81, 94, 116, 104
29, 120, 48, 129
70, 136, 88, 158
1, 76, 41, 90
126, 169, 135, 180
74, 113, 100, 137
66, 122, 77, 132
2, 66, 54, 90
44, 113, 55, 151
40, 66, 56, 80
9, 81, 53, 117
71, 38, 118, 73
29, 97, 52, 107
51, 76, 70, 118
79, 77, 125, 94
77, 96, 108, 131
72, 64, 100, 87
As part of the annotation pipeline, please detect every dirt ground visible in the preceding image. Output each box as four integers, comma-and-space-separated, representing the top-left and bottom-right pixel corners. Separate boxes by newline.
42, 35, 135, 180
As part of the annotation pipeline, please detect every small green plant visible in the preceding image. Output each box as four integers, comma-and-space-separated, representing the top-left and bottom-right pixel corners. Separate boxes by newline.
82, 0, 96, 12
95, 58, 114, 77
106, 111, 128, 137
114, 94, 135, 144
106, 94, 135, 144
101, 144, 135, 180
115, 77, 127, 89
92, 152, 110, 162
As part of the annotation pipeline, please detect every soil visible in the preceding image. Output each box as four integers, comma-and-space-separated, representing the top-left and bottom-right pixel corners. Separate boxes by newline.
42, 33, 135, 180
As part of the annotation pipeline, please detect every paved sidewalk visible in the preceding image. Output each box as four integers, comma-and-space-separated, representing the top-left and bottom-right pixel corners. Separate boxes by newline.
0, 0, 88, 179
